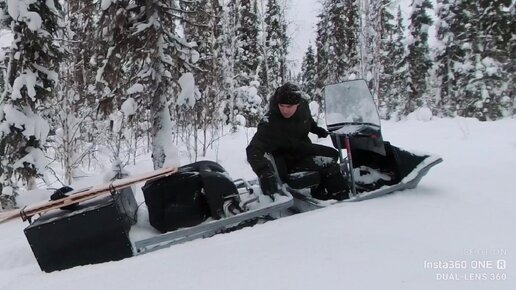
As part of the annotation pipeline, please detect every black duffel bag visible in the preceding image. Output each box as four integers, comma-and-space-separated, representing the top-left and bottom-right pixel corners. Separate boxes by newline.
143, 171, 209, 233
143, 161, 239, 233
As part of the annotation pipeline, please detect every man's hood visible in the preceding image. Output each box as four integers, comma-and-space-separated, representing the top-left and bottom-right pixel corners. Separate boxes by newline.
268, 90, 309, 119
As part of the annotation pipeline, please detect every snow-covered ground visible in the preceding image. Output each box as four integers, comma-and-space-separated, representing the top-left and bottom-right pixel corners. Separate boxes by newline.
1, 116, 515, 290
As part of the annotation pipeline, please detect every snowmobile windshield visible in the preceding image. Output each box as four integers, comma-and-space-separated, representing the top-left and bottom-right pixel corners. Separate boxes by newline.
324, 80, 381, 134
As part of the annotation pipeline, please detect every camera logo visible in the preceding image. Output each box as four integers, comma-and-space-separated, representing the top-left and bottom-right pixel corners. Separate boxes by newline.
496, 260, 506, 270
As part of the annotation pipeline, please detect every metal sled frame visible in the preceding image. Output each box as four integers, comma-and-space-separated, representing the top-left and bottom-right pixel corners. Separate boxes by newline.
134, 190, 293, 255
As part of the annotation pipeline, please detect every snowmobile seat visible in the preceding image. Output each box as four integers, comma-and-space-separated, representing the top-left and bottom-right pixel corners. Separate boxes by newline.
264, 153, 321, 190
285, 171, 321, 189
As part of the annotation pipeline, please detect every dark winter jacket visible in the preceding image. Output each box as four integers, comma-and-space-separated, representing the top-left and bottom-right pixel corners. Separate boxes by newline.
246, 93, 333, 177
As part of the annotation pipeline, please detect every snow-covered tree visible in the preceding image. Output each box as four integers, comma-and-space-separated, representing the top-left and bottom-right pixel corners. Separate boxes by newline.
361, 0, 395, 101
235, 0, 260, 87
233, 0, 264, 126
43, 0, 100, 184
340, 0, 361, 79
0, 0, 63, 208
315, 8, 329, 102
404, 0, 433, 115
92, 1, 197, 169
434, 0, 462, 117
454, 0, 513, 120
130, 1, 197, 169
180, 0, 227, 159
260, 0, 289, 95
316, 0, 360, 87
218, 0, 240, 128
234, 81, 264, 127
300, 44, 317, 101
378, 5, 407, 120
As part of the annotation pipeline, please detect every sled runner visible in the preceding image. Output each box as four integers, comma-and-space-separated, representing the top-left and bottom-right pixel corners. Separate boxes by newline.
282, 79, 442, 210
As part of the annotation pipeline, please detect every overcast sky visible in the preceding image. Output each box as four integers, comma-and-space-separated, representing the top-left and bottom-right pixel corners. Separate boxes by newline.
285, 0, 322, 73
285, 0, 435, 74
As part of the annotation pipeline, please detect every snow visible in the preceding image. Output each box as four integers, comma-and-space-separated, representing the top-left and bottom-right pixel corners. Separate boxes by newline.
407, 106, 433, 121
101, 0, 113, 11
13, 147, 47, 173
190, 49, 200, 64
177, 72, 196, 107
235, 114, 246, 127
7, 0, 42, 31
11, 70, 37, 101
152, 96, 180, 169
32, 63, 58, 84
126, 83, 144, 95
285, 0, 321, 73
2, 104, 50, 141
121, 97, 137, 117
45, 0, 58, 14
0, 117, 515, 289
0, 0, 513, 288
308, 100, 320, 118
312, 156, 333, 166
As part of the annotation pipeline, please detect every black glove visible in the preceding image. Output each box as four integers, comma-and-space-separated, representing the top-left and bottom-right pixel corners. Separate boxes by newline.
259, 172, 279, 196
313, 126, 329, 138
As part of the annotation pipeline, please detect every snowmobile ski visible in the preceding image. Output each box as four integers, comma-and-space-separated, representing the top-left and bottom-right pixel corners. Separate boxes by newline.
288, 155, 442, 211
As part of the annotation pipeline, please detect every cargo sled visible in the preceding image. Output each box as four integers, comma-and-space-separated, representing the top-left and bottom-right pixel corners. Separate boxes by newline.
282, 80, 442, 211
21, 161, 292, 272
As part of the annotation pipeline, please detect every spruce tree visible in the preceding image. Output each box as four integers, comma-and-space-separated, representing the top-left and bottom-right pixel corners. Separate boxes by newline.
235, 0, 260, 86
443, 0, 514, 120
378, 3, 407, 120
93, 0, 143, 166
181, 0, 231, 157
341, 0, 361, 79
434, 0, 462, 117
96, 0, 198, 169
301, 45, 317, 101
316, 0, 360, 87
315, 7, 329, 101
329, 0, 359, 82
404, 0, 433, 115
0, 0, 63, 208
363, 0, 394, 102
459, 0, 513, 120
388, 7, 410, 120
219, 0, 240, 127
49, 0, 98, 184
263, 0, 289, 93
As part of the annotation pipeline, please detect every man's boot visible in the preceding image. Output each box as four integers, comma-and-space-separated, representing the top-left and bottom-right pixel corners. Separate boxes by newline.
322, 164, 350, 201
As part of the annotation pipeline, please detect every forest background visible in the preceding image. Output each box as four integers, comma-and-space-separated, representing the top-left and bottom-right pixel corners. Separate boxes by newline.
0, 0, 513, 209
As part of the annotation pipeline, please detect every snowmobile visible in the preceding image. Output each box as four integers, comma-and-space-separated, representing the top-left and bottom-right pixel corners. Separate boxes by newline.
14, 79, 441, 272
277, 79, 442, 211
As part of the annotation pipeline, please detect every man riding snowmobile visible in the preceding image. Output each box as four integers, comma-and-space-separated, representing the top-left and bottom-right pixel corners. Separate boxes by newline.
246, 82, 350, 201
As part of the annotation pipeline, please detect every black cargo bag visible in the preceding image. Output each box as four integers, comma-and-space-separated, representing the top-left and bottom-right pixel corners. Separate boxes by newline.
24, 187, 138, 272
143, 161, 239, 233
